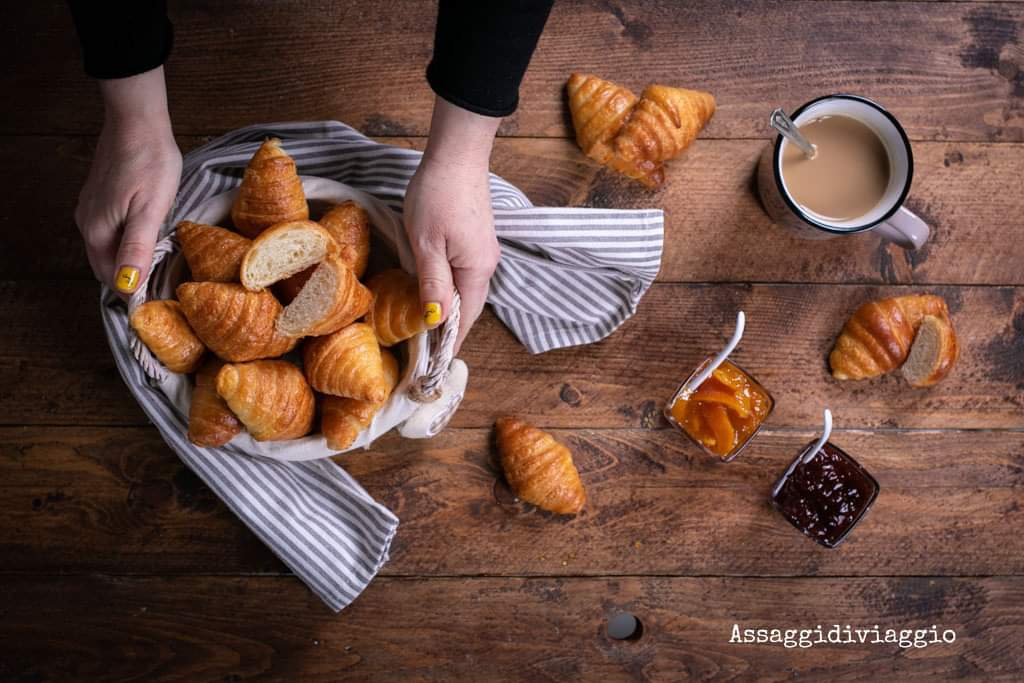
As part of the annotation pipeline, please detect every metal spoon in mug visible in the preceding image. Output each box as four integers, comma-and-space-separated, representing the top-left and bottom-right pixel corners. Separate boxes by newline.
770, 108, 817, 160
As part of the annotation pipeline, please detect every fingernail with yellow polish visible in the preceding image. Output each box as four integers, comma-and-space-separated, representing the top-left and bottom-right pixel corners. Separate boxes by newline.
115, 266, 140, 293
424, 302, 442, 327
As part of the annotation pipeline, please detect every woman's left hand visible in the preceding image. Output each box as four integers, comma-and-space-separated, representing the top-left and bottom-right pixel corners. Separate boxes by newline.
403, 97, 502, 354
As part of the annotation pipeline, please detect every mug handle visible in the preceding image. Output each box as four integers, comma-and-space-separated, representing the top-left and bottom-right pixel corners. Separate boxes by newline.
874, 206, 930, 250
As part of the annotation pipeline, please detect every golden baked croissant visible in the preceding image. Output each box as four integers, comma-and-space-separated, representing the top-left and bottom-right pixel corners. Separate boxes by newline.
829, 294, 953, 381
365, 269, 427, 346
176, 221, 251, 282
230, 138, 309, 239
216, 360, 314, 441
567, 73, 715, 187
495, 417, 586, 515
130, 300, 205, 373
566, 72, 639, 170
176, 282, 297, 362
303, 323, 389, 401
321, 349, 400, 451
277, 201, 373, 301
188, 358, 242, 447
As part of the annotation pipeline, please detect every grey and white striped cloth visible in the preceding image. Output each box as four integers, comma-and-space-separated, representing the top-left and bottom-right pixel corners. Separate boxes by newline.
101, 121, 663, 611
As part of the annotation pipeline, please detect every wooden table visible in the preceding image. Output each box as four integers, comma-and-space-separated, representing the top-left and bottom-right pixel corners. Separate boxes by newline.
2, 1, 1023, 680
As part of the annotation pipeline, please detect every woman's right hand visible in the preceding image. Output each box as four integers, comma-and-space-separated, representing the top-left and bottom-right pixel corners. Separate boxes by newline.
75, 66, 182, 296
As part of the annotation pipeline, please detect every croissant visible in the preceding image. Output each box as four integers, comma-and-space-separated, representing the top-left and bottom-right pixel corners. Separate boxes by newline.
321, 349, 400, 451
176, 282, 297, 362
216, 360, 314, 441
365, 269, 427, 346
176, 221, 251, 282
277, 201, 373, 301
188, 358, 242, 447
829, 294, 953, 381
303, 323, 389, 401
495, 417, 586, 515
567, 73, 715, 187
566, 72, 639, 168
230, 138, 309, 239
130, 300, 205, 373
276, 254, 373, 337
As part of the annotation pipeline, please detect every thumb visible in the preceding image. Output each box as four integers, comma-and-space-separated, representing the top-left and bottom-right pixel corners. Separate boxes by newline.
113, 200, 164, 295
414, 241, 454, 330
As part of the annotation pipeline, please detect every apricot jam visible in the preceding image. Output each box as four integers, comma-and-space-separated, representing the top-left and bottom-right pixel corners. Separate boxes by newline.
666, 360, 773, 460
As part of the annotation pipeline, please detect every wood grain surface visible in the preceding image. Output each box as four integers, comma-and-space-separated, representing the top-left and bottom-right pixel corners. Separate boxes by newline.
2, 0, 1022, 680
4, 1, 1023, 141
2, 575, 1022, 682
3, 427, 1022, 577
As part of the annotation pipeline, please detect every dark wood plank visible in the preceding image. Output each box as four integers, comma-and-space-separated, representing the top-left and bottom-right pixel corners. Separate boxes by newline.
3, 2, 1022, 141
3, 427, 1022, 576
8, 135, 1024, 285
1, 281, 1019, 429
2, 575, 1021, 682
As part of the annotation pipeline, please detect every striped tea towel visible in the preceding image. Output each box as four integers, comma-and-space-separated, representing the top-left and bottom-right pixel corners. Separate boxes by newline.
100, 121, 663, 612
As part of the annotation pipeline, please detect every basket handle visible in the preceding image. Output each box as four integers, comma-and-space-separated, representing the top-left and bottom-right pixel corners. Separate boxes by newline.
408, 290, 461, 404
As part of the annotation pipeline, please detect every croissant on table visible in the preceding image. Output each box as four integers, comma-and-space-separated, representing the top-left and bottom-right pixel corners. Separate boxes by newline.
176, 221, 251, 282
216, 360, 314, 441
495, 417, 586, 515
567, 73, 715, 187
365, 269, 427, 346
177, 282, 297, 362
230, 138, 309, 239
130, 300, 206, 373
829, 294, 957, 384
303, 323, 390, 401
188, 358, 242, 447
321, 350, 400, 451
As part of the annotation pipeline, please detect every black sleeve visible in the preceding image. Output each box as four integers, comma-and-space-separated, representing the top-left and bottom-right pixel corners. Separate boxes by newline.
68, 0, 173, 79
426, 0, 554, 118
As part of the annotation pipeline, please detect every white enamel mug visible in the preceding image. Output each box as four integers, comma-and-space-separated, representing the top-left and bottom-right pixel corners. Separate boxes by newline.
756, 94, 929, 250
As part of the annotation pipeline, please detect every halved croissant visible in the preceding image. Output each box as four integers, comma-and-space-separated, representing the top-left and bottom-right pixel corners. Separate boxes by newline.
130, 300, 205, 373
277, 254, 372, 338
495, 417, 586, 515
902, 314, 959, 387
566, 74, 715, 187
829, 294, 953, 381
176, 221, 251, 282
303, 323, 389, 401
216, 360, 314, 441
188, 358, 242, 447
240, 220, 337, 291
277, 201, 373, 301
365, 269, 427, 346
176, 282, 297, 362
321, 350, 400, 451
230, 138, 309, 239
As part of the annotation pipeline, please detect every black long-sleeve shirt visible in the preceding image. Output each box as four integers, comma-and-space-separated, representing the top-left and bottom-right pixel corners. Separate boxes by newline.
68, 0, 553, 118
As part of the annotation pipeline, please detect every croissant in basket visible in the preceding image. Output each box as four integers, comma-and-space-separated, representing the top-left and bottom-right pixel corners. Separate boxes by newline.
829, 294, 958, 386
130, 300, 206, 373
495, 417, 586, 515
188, 358, 243, 447
322, 350, 400, 451
216, 360, 314, 441
567, 73, 715, 187
177, 282, 297, 362
231, 138, 309, 239
176, 221, 251, 282
277, 254, 372, 338
303, 323, 390, 401
365, 268, 428, 346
